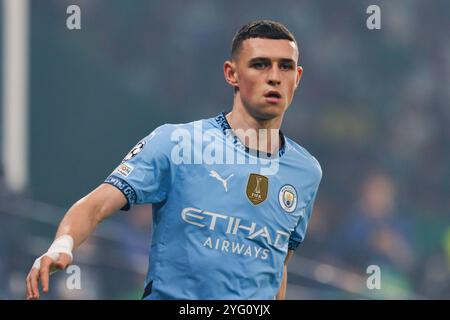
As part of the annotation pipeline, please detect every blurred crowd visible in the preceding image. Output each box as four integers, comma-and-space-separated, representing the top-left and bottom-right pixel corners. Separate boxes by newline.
0, 0, 449, 299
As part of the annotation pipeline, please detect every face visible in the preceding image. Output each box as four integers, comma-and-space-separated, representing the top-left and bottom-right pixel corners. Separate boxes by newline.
225, 38, 303, 120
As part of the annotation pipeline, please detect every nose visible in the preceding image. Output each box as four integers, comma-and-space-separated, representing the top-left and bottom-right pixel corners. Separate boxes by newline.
267, 65, 281, 86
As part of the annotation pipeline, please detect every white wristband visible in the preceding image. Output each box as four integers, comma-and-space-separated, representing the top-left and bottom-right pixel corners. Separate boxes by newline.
32, 235, 74, 270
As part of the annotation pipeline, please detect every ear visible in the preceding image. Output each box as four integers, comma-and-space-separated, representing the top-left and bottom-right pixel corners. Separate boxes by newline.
295, 66, 303, 89
224, 60, 239, 89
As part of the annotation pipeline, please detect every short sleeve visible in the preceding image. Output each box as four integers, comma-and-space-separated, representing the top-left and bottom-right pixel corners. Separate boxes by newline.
104, 124, 175, 211
288, 164, 322, 251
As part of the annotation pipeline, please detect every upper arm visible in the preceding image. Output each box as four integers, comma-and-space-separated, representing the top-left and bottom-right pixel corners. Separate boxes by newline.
77, 183, 128, 222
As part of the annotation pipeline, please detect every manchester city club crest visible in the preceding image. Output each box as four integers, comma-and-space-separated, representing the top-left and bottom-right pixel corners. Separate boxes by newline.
278, 185, 297, 213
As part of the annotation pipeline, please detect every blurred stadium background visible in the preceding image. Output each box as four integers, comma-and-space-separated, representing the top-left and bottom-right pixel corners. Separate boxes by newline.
1, 0, 449, 299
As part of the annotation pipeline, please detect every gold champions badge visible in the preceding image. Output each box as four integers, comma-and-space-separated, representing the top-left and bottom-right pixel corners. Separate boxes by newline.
246, 173, 268, 205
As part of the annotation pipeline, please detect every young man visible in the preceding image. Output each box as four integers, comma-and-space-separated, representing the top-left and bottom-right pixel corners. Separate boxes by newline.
26, 20, 322, 300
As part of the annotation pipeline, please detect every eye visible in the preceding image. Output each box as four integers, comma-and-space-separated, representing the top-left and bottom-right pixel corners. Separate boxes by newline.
280, 63, 294, 71
252, 62, 269, 69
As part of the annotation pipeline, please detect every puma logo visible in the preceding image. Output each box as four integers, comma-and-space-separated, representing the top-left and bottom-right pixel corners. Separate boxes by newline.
209, 170, 234, 192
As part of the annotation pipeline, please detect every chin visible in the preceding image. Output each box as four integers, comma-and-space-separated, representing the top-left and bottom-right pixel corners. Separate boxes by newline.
251, 104, 285, 120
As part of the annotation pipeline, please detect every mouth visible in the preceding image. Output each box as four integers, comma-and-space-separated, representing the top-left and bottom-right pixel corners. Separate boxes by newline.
263, 90, 282, 104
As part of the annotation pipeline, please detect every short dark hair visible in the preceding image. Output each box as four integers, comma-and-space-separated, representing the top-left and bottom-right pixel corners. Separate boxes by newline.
231, 20, 297, 60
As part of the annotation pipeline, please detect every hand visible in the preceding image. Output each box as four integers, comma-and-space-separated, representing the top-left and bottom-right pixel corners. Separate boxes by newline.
26, 252, 72, 300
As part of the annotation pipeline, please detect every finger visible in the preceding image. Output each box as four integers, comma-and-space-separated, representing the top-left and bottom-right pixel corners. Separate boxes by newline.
39, 256, 53, 293
26, 275, 32, 299
55, 253, 72, 270
26, 273, 37, 300
29, 268, 40, 299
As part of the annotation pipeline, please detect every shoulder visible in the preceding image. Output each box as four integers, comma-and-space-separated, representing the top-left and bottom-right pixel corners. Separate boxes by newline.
150, 116, 216, 137
285, 136, 323, 182
140, 121, 193, 145
138, 117, 215, 152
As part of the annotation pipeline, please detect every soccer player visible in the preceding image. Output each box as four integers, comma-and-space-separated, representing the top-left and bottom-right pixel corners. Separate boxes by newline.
26, 20, 322, 300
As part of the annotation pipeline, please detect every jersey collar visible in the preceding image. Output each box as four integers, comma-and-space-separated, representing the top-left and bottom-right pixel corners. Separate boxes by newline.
214, 111, 286, 158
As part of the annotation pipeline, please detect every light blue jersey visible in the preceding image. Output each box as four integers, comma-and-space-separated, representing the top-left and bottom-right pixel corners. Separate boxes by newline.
104, 112, 322, 300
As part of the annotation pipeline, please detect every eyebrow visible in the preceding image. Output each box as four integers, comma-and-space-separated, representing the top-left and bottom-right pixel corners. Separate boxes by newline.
248, 57, 296, 65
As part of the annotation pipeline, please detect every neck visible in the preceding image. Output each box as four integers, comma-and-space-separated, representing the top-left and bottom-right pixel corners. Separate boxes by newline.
226, 95, 284, 154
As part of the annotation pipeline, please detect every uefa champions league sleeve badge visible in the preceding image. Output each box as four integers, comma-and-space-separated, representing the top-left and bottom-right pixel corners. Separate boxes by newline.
122, 140, 146, 162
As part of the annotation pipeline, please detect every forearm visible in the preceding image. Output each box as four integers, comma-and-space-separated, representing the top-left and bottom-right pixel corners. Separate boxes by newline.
276, 250, 294, 300
54, 184, 124, 249
276, 265, 288, 300
55, 199, 100, 249
26, 184, 126, 300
